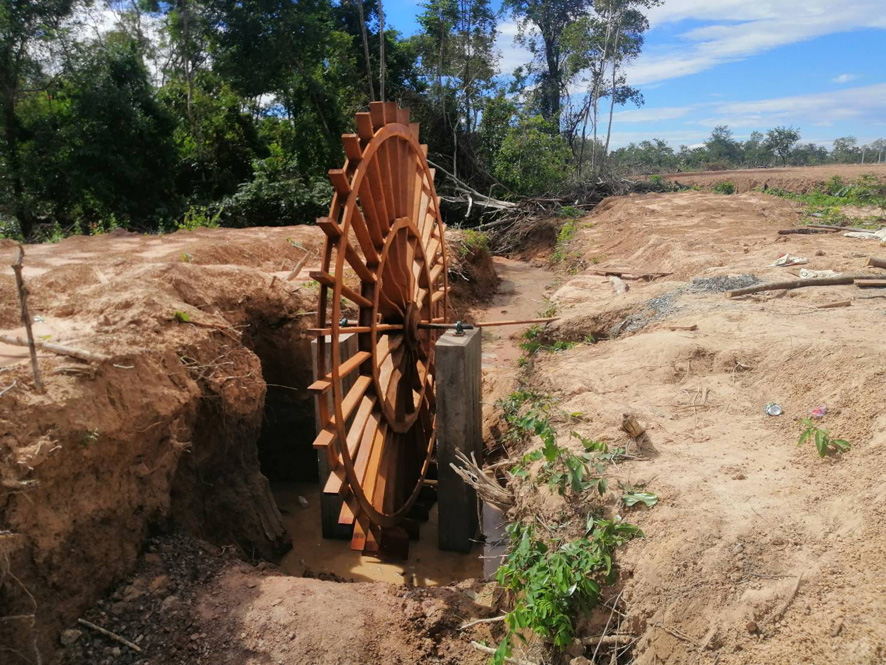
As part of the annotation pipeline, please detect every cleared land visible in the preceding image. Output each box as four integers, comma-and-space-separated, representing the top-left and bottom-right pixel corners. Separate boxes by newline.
662, 163, 886, 193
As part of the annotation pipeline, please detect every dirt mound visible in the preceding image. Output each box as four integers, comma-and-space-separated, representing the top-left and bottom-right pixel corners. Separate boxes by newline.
662, 164, 886, 194
57, 530, 489, 665
446, 230, 500, 320
527, 191, 886, 663
0, 227, 325, 660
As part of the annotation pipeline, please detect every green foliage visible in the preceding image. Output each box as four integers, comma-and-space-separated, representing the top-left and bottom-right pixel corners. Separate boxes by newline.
551, 218, 579, 264
765, 126, 801, 166
493, 518, 642, 663
765, 175, 886, 226
460, 229, 490, 256
519, 326, 575, 356
494, 115, 571, 196
173, 310, 191, 323
798, 419, 850, 458
620, 482, 658, 508
713, 181, 735, 195
178, 205, 222, 231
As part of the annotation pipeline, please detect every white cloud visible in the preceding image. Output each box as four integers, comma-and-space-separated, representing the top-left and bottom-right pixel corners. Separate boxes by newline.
832, 73, 858, 83
495, 20, 533, 76
701, 83, 886, 127
628, 1, 886, 85
612, 106, 695, 123
606, 84, 886, 147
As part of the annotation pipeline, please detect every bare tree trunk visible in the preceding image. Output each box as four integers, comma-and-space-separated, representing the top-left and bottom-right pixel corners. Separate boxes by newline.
590, 7, 615, 175
602, 8, 625, 165
354, 0, 375, 101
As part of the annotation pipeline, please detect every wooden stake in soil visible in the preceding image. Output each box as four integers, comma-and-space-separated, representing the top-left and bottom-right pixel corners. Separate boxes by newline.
10, 245, 43, 392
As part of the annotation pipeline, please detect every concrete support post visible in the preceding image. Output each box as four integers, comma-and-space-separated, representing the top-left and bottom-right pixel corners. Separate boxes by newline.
311, 333, 357, 539
435, 328, 483, 552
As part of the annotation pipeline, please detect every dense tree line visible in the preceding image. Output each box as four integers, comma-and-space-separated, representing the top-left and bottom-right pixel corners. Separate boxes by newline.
0, 0, 663, 239
611, 125, 886, 175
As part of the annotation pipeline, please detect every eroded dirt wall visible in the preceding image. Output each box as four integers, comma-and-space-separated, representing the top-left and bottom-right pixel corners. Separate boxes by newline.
0, 227, 324, 661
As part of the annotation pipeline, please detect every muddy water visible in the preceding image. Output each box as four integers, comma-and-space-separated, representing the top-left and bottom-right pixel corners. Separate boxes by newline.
274, 482, 483, 585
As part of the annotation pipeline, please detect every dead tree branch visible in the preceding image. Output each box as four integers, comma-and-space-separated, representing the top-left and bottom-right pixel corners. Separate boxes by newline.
0, 334, 110, 363
11, 246, 43, 392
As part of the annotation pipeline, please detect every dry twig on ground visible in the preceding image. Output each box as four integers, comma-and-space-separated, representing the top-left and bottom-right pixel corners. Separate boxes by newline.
0, 334, 110, 363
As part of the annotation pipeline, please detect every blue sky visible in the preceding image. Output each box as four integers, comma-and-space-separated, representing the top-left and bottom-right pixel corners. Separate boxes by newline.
383, 0, 886, 148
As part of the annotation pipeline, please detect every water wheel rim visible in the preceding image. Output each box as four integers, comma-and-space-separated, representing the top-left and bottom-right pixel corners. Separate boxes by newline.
318, 103, 448, 532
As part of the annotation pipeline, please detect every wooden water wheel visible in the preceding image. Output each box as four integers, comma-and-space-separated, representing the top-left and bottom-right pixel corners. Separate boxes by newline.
309, 102, 449, 554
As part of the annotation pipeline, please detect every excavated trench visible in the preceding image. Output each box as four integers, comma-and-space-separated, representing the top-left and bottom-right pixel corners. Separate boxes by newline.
243, 317, 484, 584
0, 228, 499, 662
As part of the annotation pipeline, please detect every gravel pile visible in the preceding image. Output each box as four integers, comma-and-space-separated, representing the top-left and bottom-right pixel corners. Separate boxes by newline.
688, 274, 759, 293
608, 274, 760, 336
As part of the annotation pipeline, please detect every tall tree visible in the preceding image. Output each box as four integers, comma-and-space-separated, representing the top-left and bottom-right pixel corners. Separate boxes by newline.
705, 125, 740, 164
504, 0, 590, 122
414, 0, 497, 176
764, 126, 800, 167
0, 0, 77, 237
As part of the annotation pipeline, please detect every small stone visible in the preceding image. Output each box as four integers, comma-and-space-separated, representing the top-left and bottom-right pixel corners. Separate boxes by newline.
60, 629, 83, 646
109, 647, 121, 658
830, 618, 843, 637
746, 621, 759, 634
297, 496, 310, 509
160, 595, 180, 612
570, 658, 592, 665
149, 575, 170, 593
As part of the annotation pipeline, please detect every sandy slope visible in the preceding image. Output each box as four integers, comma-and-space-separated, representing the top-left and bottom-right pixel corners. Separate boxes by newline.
536, 191, 886, 664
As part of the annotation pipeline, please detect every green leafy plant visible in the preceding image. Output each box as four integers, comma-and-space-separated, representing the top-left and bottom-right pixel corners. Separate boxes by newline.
519, 326, 575, 357
178, 205, 222, 230
621, 490, 658, 508
713, 181, 735, 195
460, 229, 489, 257
173, 310, 191, 323
798, 418, 850, 457
551, 219, 579, 264
493, 518, 642, 664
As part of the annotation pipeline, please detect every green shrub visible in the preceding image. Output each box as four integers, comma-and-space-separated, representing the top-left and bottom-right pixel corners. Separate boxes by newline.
713, 181, 735, 195
178, 205, 222, 230
493, 518, 642, 663
493, 115, 571, 196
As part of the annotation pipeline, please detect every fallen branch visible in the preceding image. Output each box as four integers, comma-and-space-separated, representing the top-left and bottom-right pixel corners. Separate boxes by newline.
589, 268, 673, 279
427, 159, 517, 212
777, 228, 839, 235
469, 641, 537, 665
460, 615, 507, 630
0, 380, 16, 397
581, 633, 636, 646
816, 300, 851, 309
287, 248, 313, 281
77, 618, 142, 653
727, 274, 870, 298
0, 334, 110, 363
868, 257, 886, 270
771, 575, 803, 621
648, 621, 698, 646
11, 246, 43, 392
855, 279, 886, 288
450, 450, 513, 508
